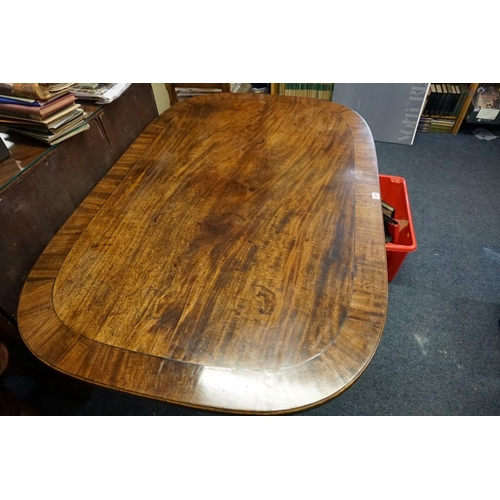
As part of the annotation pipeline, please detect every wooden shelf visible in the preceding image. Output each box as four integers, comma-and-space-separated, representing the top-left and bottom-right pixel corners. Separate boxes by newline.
452, 83, 479, 134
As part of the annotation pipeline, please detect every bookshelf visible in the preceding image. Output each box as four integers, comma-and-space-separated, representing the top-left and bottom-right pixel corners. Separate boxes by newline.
418, 83, 478, 135
271, 83, 334, 100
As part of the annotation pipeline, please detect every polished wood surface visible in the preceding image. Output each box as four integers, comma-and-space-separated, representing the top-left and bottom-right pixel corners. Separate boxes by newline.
18, 93, 388, 414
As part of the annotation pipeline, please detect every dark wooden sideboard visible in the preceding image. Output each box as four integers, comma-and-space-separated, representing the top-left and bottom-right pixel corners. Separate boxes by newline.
0, 83, 159, 373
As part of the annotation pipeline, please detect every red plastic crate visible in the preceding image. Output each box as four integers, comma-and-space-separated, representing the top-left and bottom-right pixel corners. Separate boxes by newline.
379, 175, 417, 281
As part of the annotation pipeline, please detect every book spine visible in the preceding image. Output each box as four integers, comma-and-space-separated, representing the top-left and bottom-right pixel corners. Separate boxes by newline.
434, 84, 445, 116
442, 84, 452, 116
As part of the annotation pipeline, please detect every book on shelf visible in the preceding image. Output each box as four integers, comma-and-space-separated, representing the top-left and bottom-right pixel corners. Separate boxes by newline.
439, 84, 450, 116
441, 84, 453, 116
421, 119, 454, 133
419, 83, 473, 133
423, 83, 469, 118
417, 117, 432, 132
433, 84, 445, 116
427, 118, 454, 134
277, 83, 334, 100
441, 84, 459, 116
449, 85, 461, 116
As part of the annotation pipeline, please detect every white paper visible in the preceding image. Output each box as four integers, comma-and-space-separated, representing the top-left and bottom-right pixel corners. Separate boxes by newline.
95, 83, 131, 104
476, 108, 499, 120
472, 128, 498, 141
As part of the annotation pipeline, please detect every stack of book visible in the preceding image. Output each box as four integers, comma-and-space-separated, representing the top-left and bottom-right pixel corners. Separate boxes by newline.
0, 83, 89, 146
417, 116, 455, 134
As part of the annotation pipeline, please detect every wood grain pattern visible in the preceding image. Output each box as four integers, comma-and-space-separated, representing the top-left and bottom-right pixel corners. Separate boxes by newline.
17, 93, 388, 414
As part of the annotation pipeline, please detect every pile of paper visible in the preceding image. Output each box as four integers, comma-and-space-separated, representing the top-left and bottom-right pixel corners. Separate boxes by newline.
70, 83, 131, 104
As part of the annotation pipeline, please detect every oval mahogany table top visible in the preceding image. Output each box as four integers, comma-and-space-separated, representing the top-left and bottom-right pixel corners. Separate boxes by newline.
18, 93, 388, 414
